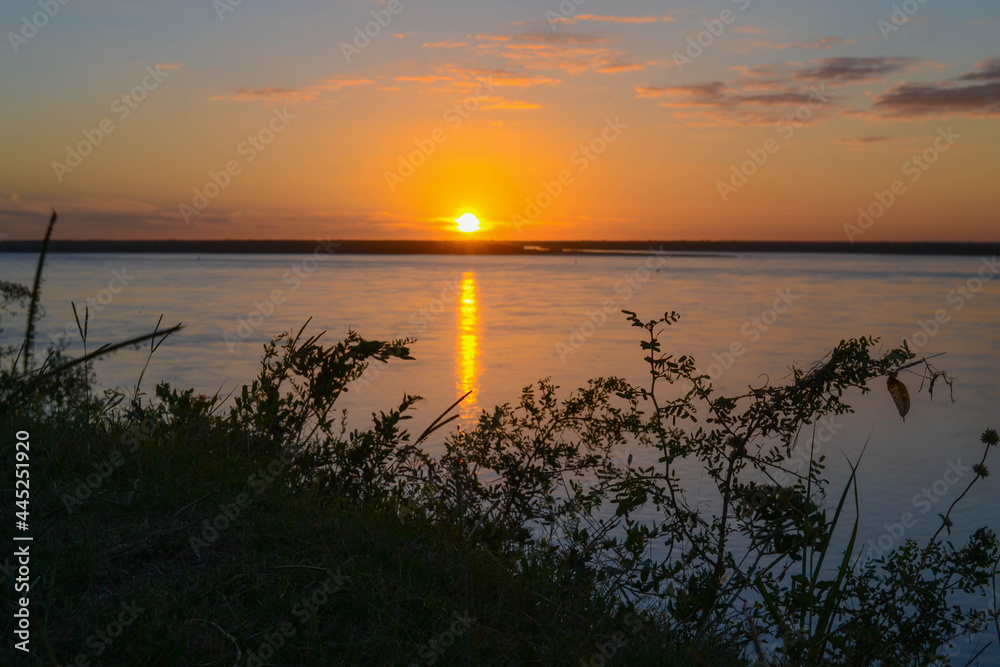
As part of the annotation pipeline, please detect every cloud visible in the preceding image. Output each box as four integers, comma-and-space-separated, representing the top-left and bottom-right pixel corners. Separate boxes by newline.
503, 44, 657, 74
422, 41, 469, 49
637, 80, 832, 126
639, 56, 939, 125
0, 196, 189, 239
0, 196, 445, 240
792, 57, 921, 83
396, 75, 450, 84
958, 56, 1000, 81
214, 87, 309, 103
508, 32, 610, 46
474, 31, 661, 75
479, 98, 544, 110
388, 65, 556, 110
639, 82, 821, 106
834, 136, 895, 146
750, 36, 858, 52
211, 76, 373, 103
869, 58, 1000, 118
395, 65, 561, 89
552, 14, 674, 26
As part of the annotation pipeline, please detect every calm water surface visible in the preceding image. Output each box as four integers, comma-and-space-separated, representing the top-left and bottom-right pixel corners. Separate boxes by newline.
3, 251, 999, 657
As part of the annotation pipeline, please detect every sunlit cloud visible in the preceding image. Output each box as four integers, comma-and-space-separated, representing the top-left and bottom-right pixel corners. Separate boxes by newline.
473, 31, 660, 75
393, 65, 562, 91
749, 36, 858, 51
551, 14, 674, 26
479, 98, 544, 110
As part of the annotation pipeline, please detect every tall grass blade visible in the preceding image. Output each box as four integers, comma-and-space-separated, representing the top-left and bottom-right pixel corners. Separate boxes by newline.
810, 449, 864, 659
23, 210, 57, 374
17, 324, 183, 396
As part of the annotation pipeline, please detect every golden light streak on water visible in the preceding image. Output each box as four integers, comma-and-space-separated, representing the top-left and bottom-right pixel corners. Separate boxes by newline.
456, 271, 479, 418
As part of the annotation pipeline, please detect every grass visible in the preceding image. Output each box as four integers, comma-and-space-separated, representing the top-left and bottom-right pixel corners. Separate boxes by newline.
0, 405, 745, 666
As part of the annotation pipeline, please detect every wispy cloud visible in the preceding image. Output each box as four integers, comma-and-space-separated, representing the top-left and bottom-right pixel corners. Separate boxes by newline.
551, 14, 674, 26
395, 65, 562, 89
422, 41, 469, 49
749, 36, 857, 52
475, 31, 661, 75
480, 98, 544, 110
388, 65, 557, 110
211, 76, 373, 103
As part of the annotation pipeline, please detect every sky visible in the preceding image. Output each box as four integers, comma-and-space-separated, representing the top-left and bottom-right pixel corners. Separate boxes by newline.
1, 0, 998, 241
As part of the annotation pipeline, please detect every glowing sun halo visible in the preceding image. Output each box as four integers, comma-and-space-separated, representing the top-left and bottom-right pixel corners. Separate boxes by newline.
456, 213, 481, 233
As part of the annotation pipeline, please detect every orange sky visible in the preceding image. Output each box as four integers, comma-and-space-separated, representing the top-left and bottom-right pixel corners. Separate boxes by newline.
1, 2, 998, 241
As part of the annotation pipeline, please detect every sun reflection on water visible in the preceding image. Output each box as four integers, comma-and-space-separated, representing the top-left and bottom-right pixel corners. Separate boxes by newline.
457, 271, 479, 418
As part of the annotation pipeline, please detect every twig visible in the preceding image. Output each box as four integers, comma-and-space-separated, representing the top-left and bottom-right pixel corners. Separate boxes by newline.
415, 390, 472, 445
185, 619, 241, 667
269, 565, 330, 573
992, 550, 1000, 653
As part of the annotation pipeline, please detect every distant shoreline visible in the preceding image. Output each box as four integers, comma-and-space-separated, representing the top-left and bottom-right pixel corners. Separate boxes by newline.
1, 239, 997, 256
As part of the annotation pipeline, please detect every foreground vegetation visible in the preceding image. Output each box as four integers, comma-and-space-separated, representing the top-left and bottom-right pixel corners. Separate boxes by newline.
2, 214, 999, 665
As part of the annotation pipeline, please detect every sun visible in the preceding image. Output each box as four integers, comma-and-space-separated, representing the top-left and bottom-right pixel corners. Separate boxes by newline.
456, 213, 481, 233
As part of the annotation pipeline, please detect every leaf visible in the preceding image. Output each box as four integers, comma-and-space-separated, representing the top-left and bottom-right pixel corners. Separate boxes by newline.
886, 376, 911, 421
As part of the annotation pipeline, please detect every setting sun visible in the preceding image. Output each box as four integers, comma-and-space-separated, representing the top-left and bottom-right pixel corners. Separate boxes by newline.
456, 213, 481, 233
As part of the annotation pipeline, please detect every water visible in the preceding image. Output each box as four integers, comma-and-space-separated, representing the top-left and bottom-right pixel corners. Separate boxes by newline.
3, 251, 999, 659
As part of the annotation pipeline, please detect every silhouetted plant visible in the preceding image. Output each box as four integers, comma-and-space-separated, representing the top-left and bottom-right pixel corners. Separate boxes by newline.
385, 310, 996, 665
0, 212, 182, 416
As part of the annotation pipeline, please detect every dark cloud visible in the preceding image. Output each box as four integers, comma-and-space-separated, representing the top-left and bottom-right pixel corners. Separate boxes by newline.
638, 80, 831, 125
871, 57, 1000, 117
793, 57, 920, 83
958, 57, 1000, 81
